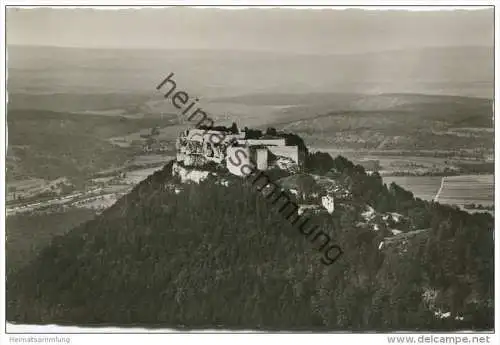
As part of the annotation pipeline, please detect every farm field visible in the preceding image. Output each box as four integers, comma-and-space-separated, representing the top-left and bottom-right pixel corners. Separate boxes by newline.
6, 178, 49, 202
383, 176, 443, 201
436, 174, 494, 207
384, 174, 494, 209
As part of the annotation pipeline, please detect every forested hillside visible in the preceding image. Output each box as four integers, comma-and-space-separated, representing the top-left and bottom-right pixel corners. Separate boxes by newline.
6, 109, 170, 182
6, 154, 494, 330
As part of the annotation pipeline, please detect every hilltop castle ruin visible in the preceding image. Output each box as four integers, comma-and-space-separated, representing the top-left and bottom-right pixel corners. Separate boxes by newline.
174, 124, 306, 176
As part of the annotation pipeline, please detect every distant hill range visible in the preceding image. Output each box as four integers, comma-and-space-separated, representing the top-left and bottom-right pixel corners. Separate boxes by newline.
210, 93, 493, 153
6, 45, 494, 181
7, 45, 493, 98
212, 92, 493, 125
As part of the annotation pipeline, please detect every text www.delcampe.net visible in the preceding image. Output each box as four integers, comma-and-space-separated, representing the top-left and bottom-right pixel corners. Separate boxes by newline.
387, 335, 491, 344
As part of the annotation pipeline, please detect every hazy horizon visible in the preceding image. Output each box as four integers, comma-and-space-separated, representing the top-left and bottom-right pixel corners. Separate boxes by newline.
6, 42, 493, 55
6, 8, 494, 99
7, 7, 493, 54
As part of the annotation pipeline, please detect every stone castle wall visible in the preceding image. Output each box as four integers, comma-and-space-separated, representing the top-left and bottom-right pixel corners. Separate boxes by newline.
175, 128, 305, 177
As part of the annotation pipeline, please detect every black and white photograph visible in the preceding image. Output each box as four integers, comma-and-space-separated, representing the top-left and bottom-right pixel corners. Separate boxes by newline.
2, 2, 496, 339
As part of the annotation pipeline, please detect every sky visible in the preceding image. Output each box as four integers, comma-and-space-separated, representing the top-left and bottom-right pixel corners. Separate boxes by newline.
6, 7, 494, 54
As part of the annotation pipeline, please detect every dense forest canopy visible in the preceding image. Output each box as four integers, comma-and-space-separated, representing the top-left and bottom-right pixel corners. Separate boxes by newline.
6, 149, 494, 331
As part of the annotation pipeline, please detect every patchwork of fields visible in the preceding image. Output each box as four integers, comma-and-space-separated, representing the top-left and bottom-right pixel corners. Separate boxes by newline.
436, 174, 494, 207
383, 174, 494, 208
383, 176, 443, 201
